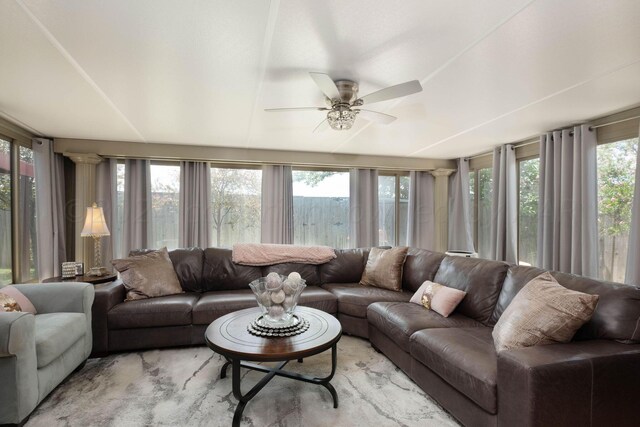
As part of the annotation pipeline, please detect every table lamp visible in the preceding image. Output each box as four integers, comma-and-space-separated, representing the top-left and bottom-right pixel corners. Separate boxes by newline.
81, 203, 111, 276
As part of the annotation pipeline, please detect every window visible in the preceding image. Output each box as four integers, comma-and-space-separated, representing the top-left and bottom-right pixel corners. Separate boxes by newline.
518, 158, 539, 266
210, 167, 261, 247
597, 137, 638, 283
470, 167, 492, 259
378, 174, 409, 246
19, 146, 37, 281
292, 170, 349, 248
0, 139, 11, 285
150, 164, 180, 250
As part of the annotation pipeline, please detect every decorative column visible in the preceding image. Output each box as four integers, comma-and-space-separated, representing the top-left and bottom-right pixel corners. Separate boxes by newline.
64, 152, 103, 271
429, 168, 455, 253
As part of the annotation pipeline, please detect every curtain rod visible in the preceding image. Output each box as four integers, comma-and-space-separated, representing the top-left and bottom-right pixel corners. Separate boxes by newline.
464, 114, 640, 161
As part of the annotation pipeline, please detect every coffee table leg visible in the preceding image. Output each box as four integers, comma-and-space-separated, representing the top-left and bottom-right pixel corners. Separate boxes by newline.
220, 357, 232, 379
231, 358, 289, 427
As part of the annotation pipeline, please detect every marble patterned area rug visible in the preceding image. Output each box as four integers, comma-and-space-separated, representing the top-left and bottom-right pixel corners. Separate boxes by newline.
27, 336, 460, 427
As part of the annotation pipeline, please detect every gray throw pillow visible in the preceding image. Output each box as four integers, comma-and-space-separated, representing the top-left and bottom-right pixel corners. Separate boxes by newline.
112, 247, 183, 301
492, 272, 599, 352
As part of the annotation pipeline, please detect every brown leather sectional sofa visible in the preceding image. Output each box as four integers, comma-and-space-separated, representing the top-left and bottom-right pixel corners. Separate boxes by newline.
92, 247, 640, 427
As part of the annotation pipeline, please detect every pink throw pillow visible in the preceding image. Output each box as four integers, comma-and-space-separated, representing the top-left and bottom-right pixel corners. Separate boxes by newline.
0, 286, 37, 314
410, 280, 466, 318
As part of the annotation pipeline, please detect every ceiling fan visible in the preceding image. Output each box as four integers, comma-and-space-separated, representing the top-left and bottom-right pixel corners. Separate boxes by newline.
265, 72, 423, 132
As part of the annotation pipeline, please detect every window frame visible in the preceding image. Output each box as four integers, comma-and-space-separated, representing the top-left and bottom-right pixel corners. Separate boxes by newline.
516, 154, 540, 265
0, 133, 35, 283
378, 171, 409, 247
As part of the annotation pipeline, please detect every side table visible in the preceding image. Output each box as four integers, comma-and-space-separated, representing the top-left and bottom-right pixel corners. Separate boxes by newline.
42, 273, 117, 285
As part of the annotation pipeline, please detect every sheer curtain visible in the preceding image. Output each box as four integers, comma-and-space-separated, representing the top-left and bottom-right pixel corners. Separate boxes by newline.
261, 165, 293, 244
32, 138, 66, 279
625, 124, 640, 285
448, 158, 474, 252
406, 171, 435, 249
123, 159, 152, 255
96, 158, 117, 267
537, 125, 598, 278
179, 161, 211, 248
349, 168, 379, 247
490, 145, 518, 263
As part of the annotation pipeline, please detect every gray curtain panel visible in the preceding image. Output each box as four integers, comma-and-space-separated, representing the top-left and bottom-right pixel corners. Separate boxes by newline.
32, 138, 66, 279
406, 171, 435, 249
625, 125, 640, 285
537, 125, 598, 278
448, 158, 475, 252
179, 161, 211, 248
349, 168, 379, 247
260, 165, 293, 244
123, 159, 152, 255
96, 158, 117, 264
490, 144, 518, 263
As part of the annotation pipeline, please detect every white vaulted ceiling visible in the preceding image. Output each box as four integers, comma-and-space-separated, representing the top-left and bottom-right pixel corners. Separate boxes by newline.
1, 0, 639, 159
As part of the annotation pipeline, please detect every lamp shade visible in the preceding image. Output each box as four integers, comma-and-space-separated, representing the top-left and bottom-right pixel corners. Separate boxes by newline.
80, 203, 111, 237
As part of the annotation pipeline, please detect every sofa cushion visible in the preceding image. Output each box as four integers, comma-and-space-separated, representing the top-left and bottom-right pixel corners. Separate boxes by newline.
322, 283, 412, 318
192, 287, 337, 325
107, 294, 199, 329
262, 263, 321, 286
319, 248, 369, 284
410, 327, 498, 414
130, 247, 204, 292
35, 313, 86, 368
491, 265, 640, 343
202, 248, 263, 291
368, 302, 482, 352
433, 256, 509, 325
402, 248, 446, 292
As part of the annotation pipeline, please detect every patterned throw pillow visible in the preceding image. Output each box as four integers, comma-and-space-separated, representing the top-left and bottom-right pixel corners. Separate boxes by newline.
0, 285, 37, 314
492, 272, 599, 352
0, 294, 22, 312
112, 247, 184, 301
359, 247, 409, 291
410, 280, 467, 317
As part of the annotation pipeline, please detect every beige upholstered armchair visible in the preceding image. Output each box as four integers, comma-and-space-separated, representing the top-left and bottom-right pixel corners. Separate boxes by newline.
0, 282, 94, 425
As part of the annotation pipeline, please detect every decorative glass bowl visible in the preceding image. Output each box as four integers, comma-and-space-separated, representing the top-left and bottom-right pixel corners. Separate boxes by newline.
249, 272, 306, 327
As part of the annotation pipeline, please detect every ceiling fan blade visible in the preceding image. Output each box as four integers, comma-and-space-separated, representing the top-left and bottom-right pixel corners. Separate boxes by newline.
358, 80, 422, 105
264, 107, 328, 112
309, 72, 340, 100
313, 118, 330, 133
356, 109, 397, 125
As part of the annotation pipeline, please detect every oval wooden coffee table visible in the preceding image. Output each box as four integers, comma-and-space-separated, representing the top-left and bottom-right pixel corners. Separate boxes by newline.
205, 306, 342, 427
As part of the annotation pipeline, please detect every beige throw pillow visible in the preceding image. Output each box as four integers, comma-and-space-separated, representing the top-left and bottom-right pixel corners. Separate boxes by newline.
409, 280, 466, 317
492, 272, 599, 352
0, 286, 37, 314
112, 247, 183, 301
360, 247, 408, 291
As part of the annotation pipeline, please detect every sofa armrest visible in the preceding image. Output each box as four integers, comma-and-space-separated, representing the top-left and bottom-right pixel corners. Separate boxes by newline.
13, 282, 94, 315
0, 312, 34, 357
91, 280, 126, 356
498, 340, 640, 427
0, 312, 38, 424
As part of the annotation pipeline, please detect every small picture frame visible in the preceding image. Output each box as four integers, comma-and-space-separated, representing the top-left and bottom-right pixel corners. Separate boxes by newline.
75, 262, 84, 276
61, 262, 77, 279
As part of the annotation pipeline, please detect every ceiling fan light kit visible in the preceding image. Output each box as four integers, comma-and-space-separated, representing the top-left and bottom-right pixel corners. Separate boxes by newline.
265, 73, 422, 132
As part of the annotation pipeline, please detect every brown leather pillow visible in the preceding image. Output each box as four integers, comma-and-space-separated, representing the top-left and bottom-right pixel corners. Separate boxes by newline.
112, 247, 184, 301
359, 247, 408, 291
492, 272, 599, 352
